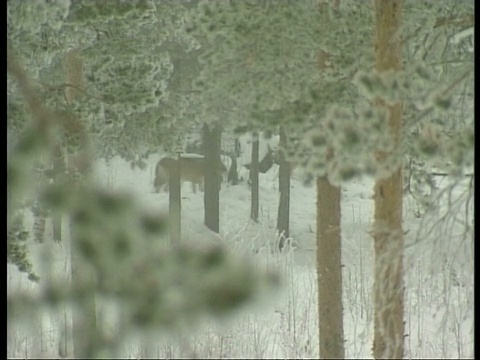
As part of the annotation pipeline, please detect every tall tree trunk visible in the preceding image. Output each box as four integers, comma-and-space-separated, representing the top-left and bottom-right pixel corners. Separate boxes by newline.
277, 127, 290, 250
203, 123, 222, 233
250, 136, 259, 222
51, 144, 64, 242
317, 176, 344, 359
227, 155, 239, 185
169, 155, 181, 244
65, 49, 98, 359
234, 137, 241, 157
372, 0, 405, 358
227, 138, 241, 185
315, 2, 345, 357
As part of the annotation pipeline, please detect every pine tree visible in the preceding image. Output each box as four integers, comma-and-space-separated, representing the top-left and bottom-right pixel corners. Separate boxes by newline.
8, 3, 279, 357
371, 1, 405, 358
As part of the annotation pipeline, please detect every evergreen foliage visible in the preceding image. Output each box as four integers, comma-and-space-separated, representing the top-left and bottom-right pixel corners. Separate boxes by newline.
187, 0, 473, 190
7, 0, 473, 356
8, 1, 280, 356
7, 212, 39, 282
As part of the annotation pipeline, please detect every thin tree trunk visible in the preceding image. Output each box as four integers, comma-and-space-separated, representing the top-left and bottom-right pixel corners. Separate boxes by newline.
52, 145, 64, 242
203, 123, 222, 233
317, 176, 344, 359
277, 127, 290, 250
234, 137, 241, 157
227, 138, 240, 185
372, 0, 405, 358
169, 155, 181, 244
250, 137, 259, 222
227, 155, 239, 185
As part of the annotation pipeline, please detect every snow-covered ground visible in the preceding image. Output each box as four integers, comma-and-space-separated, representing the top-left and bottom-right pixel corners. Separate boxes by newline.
7, 155, 474, 359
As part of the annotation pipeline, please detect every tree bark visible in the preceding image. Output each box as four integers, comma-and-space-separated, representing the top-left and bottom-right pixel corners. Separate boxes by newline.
277, 127, 290, 250
203, 123, 222, 233
52, 145, 64, 242
250, 137, 259, 222
227, 138, 241, 185
169, 155, 181, 244
317, 176, 344, 359
315, 2, 345, 357
227, 155, 239, 185
372, 1, 405, 358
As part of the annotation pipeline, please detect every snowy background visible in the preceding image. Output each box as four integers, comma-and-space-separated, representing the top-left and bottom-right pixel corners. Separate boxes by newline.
7, 148, 474, 359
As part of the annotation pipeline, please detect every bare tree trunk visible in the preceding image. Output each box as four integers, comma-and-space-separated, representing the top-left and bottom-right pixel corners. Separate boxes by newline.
203, 123, 222, 233
315, 2, 345, 356
51, 145, 64, 242
277, 127, 290, 250
169, 155, 181, 244
317, 176, 344, 359
227, 138, 240, 185
227, 155, 239, 185
372, 1, 405, 358
250, 136, 259, 222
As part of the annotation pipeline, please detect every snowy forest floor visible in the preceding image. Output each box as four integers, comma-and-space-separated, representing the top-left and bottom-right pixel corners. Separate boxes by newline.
7, 155, 474, 359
